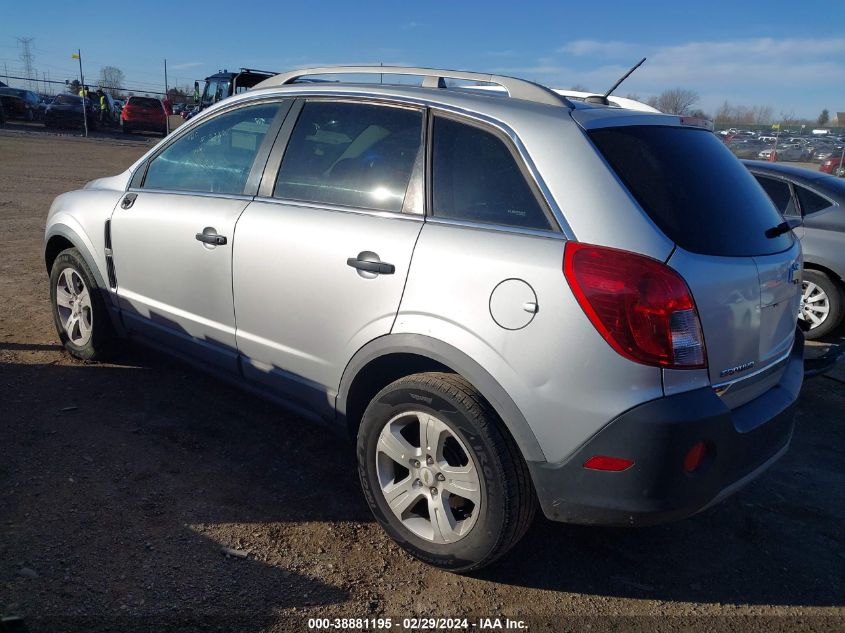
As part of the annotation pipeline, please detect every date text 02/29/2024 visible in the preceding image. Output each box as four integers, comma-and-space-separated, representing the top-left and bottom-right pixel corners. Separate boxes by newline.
307, 617, 529, 630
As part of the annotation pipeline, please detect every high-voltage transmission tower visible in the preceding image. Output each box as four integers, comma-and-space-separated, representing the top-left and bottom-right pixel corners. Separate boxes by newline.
17, 37, 36, 91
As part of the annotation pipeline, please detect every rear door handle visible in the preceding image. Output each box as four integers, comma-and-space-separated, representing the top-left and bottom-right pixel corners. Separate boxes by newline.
195, 232, 227, 246
346, 257, 395, 275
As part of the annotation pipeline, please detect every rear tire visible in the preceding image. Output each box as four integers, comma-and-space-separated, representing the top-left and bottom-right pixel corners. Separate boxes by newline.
357, 372, 535, 572
50, 248, 119, 360
800, 269, 843, 340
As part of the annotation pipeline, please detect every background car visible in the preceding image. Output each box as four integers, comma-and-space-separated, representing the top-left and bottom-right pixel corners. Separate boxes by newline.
813, 143, 845, 163
758, 143, 805, 162
746, 160, 845, 338
121, 96, 167, 136
820, 156, 845, 177
0, 87, 41, 121
43, 94, 99, 130
728, 138, 768, 159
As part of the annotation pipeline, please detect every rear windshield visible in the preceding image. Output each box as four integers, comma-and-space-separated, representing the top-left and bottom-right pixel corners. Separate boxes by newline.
589, 126, 793, 256
130, 97, 161, 109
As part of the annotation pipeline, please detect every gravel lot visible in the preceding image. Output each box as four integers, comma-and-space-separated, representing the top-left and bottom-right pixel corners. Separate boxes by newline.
1, 128, 844, 632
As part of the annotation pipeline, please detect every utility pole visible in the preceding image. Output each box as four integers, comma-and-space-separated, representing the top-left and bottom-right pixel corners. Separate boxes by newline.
17, 37, 35, 91
164, 58, 170, 134
73, 49, 88, 137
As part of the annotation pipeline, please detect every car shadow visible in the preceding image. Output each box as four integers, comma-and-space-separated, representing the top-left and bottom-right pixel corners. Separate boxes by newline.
0, 348, 356, 631
1, 327, 843, 622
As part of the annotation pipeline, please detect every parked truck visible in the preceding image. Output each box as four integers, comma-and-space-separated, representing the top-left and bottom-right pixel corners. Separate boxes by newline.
191, 68, 276, 115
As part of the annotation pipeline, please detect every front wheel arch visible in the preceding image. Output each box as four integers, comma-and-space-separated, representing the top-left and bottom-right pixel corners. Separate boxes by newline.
44, 226, 124, 337
45, 234, 75, 274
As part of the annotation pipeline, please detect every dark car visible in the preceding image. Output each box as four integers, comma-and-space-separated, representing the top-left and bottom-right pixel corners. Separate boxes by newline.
0, 87, 41, 122
44, 94, 99, 130
745, 160, 845, 338
728, 139, 767, 159
121, 96, 167, 136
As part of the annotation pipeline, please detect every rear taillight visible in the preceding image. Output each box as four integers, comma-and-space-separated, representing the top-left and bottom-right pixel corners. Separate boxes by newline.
563, 242, 707, 369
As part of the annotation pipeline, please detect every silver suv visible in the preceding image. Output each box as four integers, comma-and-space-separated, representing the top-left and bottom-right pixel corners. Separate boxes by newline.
44, 66, 804, 571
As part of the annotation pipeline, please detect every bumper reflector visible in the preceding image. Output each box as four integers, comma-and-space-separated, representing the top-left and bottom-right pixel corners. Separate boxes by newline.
583, 455, 634, 472
683, 441, 709, 473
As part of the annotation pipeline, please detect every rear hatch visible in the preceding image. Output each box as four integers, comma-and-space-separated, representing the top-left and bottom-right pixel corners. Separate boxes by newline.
127, 98, 163, 122
584, 120, 801, 407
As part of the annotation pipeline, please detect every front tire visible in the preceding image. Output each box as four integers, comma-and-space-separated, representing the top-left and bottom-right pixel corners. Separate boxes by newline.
50, 248, 118, 360
799, 269, 843, 340
357, 372, 535, 572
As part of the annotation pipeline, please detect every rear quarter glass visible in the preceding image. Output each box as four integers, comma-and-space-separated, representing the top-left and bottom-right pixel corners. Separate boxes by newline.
589, 126, 793, 257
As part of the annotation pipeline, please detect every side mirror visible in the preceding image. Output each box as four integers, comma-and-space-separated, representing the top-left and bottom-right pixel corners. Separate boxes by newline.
194, 81, 200, 103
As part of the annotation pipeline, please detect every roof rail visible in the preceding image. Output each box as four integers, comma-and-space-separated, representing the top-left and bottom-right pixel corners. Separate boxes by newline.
253, 66, 572, 108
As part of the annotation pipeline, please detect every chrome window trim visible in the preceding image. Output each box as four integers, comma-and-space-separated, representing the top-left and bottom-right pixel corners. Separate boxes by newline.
425, 216, 564, 240
252, 195, 425, 222
124, 87, 575, 239
126, 187, 254, 202
248, 88, 574, 238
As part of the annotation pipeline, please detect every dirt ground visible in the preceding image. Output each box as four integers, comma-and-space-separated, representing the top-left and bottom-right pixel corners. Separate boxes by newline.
1, 128, 844, 633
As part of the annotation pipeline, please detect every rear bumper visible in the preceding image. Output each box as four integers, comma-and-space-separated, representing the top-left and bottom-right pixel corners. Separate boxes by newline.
529, 329, 804, 526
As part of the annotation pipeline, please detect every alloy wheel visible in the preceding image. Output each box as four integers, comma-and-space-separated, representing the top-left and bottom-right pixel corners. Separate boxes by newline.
375, 411, 481, 544
55, 267, 93, 345
799, 280, 830, 329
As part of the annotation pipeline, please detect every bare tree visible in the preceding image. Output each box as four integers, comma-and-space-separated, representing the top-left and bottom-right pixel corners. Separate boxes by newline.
569, 83, 589, 92
651, 88, 700, 115
98, 66, 125, 97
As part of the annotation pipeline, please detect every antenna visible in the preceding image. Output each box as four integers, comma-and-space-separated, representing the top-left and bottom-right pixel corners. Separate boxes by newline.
584, 57, 646, 106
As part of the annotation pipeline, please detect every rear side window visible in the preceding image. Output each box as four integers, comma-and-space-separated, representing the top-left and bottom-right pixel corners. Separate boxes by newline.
431, 117, 551, 230
143, 102, 280, 194
795, 185, 832, 215
590, 126, 792, 256
275, 101, 422, 212
754, 175, 798, 217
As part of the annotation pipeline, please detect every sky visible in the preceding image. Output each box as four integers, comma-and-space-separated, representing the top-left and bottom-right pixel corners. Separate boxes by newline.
2, 0, 843, 119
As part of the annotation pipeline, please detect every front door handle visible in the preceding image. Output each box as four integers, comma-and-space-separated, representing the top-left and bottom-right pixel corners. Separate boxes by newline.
346, 257, 395, 275
195, 231, 227, 246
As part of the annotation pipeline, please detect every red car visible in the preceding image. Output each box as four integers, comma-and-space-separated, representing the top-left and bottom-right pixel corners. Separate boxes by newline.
121, 96, 167, 136
820, 156, 845, 177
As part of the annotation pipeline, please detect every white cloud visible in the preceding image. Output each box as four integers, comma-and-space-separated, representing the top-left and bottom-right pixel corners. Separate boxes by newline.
496, 37, 845, 117
169, 62, 204, 70
557, 40, 638, 58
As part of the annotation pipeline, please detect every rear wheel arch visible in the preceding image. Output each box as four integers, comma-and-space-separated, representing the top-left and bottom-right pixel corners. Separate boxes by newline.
337, 334, 546, 463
